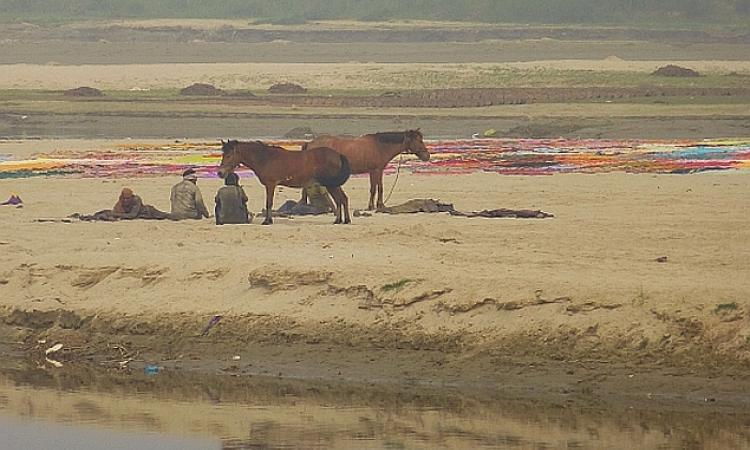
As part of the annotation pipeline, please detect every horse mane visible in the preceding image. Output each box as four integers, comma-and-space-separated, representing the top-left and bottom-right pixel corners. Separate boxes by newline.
371, 132, 405, 144
222, 140, 278, 165
370, 129, 422, 144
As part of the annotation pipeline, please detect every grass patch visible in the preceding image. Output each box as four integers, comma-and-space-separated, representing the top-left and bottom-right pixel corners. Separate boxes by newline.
715, 302, 738, 313
381, 279, 415, 292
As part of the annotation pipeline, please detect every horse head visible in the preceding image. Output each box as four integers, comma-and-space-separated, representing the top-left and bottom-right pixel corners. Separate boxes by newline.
217, 139, 240, 178
405, 129, 430, 162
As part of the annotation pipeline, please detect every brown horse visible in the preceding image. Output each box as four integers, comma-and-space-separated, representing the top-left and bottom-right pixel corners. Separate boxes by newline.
303, 129, 430, 210
217, 140, 351, 225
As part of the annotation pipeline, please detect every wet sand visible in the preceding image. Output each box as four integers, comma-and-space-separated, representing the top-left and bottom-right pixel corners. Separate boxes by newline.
1, 357, 749, 449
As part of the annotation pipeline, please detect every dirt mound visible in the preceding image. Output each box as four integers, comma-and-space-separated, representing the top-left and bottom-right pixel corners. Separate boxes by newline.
653, 65, 700, 77
63, 86, 104, 97
283, 126, 315, 139
179, 83, 226, 96
268, 82, 307, 94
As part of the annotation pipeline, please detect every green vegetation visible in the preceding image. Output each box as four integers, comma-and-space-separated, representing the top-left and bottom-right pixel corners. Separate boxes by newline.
715, 302, 739, 312
0, 0, 748, 25
381, 279, 415, 292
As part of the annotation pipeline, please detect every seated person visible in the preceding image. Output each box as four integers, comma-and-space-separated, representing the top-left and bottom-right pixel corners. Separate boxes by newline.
170, 168, 210, 220
278, 183, 335, 216
78, 188, 170, 221
215, 173, 251, 225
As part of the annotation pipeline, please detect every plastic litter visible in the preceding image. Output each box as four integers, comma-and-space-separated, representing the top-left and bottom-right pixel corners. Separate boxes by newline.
201, 314, 223, 336
144, 364, 160, 375
45, 343, 63, 355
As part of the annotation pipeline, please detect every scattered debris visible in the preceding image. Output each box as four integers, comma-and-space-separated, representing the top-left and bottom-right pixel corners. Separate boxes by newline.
144, 364, 160, 375
201, 314, 223, 336
655, 256, 668, 263
34, 218, 73, 223
44, 343, 64, 368
45, 343, 63, 355
45, 357, 63, 368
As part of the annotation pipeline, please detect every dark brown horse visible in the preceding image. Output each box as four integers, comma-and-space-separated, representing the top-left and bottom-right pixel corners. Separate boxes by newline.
217, 140, 351, 225
303, 129, 430, 210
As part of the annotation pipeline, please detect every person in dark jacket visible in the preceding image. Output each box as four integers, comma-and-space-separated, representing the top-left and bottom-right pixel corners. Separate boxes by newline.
215, 172, 251, 225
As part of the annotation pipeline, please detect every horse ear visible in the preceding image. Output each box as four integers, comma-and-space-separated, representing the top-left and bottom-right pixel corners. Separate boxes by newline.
221, 139, 225, 144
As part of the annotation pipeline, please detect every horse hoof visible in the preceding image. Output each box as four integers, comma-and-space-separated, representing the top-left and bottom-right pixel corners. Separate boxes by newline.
262, 220, 272, 225
344, 218, 351, 224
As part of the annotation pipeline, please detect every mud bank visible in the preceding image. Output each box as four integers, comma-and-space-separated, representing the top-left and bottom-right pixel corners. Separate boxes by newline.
1, 354, 749, 450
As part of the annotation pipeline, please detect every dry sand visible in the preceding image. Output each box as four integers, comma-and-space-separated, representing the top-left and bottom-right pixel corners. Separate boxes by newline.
1, 141, 749, 383
2, 60, 750, 90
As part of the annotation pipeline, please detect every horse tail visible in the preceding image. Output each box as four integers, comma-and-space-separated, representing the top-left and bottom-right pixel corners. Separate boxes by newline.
317, 154, 350, 188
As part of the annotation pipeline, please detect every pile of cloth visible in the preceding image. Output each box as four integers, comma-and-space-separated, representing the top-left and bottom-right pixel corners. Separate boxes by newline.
378, 198, 553, 218
1, 193, 22, 206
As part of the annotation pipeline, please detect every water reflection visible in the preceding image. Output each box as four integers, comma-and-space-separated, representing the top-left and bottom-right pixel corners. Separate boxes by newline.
0, 363, 749, 450
0, 414, 219, 450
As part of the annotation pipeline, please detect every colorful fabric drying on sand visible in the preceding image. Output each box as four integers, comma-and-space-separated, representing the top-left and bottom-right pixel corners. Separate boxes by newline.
416, 138, 750, 176
0, 139, 748, 179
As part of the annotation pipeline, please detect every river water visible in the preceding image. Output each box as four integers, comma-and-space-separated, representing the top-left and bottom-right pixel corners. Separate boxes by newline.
1, 363, 749, 450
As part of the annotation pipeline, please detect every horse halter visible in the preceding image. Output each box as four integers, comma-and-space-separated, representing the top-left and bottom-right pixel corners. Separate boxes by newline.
402, 134, 425, 155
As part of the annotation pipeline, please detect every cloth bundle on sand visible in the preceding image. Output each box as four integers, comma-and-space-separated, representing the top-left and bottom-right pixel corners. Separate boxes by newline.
71, 204, 171, 221
449, 208, 553, 219
1, 194, 22, 206
378, 199, 553, 218
273, 184, 336, 217
273, 200, 329, 217
379, 199, 455, 214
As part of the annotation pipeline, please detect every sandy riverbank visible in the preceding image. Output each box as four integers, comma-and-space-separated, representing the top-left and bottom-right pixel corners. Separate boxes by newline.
2, 141, 749, 377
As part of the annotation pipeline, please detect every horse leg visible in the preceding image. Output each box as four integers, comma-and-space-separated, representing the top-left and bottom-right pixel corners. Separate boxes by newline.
299, 187, 308, 205
375, 170, 385, 211
327, 186, 343, 224
368, 172, 377, 210
341, 187, 351, 224
262, 183, 275, 225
